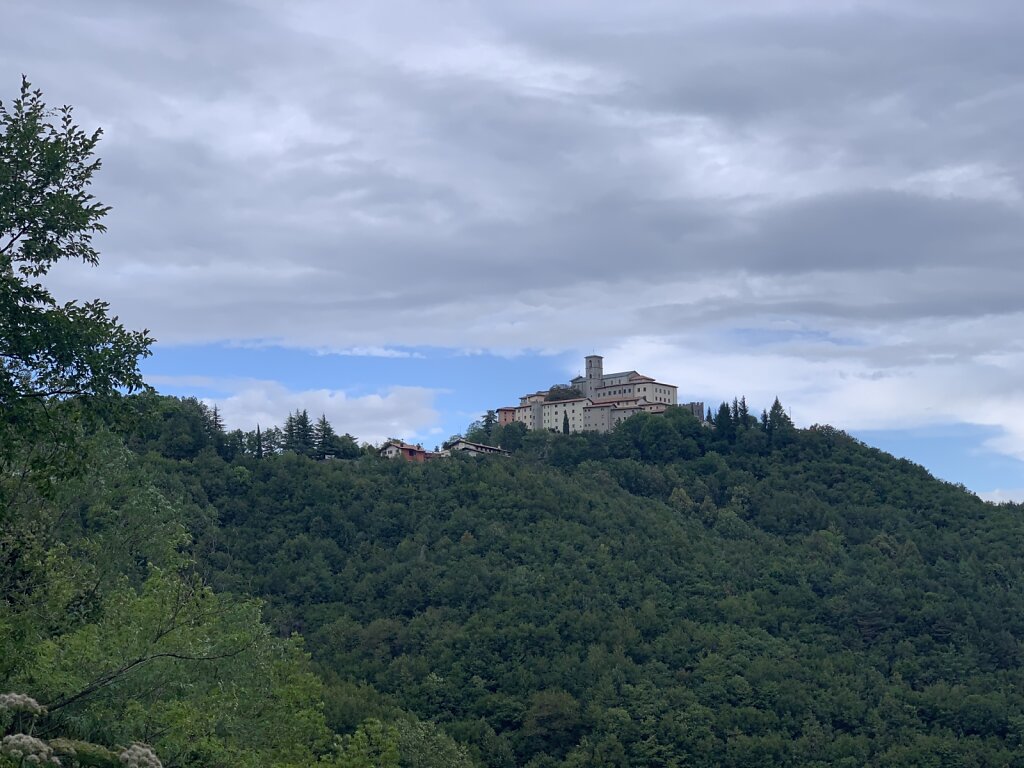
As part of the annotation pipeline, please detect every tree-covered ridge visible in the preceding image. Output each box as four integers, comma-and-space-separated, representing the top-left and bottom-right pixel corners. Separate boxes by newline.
121, 395, 368, 462
124, 396, 1024, 767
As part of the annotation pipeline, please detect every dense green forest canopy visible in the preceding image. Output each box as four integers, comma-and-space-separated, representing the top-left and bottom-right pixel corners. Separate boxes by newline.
111, 393, 1024, 767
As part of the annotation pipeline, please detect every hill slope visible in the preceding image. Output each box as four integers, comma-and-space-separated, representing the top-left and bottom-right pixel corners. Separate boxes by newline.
136, 400, 1024, 767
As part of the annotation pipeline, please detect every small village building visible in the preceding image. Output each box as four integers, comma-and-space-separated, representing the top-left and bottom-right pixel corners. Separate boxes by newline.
445, 439, 511, 457
380, 440, 435, 462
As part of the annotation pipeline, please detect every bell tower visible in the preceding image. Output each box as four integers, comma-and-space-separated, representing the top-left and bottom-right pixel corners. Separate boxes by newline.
584, 355, 603, 398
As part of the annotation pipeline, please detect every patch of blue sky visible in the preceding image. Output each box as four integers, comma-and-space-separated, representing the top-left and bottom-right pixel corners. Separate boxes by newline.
141, 343, 576, 437
851, 423, 1024, 496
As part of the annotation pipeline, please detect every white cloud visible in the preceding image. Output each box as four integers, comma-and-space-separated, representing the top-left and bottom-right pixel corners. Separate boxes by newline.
600, 327, 1024, 464
894, 164, 1022, 205
200, 381, 441, 445
978, 488, 1024, 504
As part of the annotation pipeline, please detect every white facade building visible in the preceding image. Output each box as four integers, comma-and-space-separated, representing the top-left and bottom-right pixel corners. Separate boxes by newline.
499, 355, 703, 435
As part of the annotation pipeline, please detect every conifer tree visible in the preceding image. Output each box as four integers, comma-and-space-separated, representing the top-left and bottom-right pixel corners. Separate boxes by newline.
294, 409, 314, 456
209, 404, 224, 434
766, 397, 794, 446
562, 412, 570, 435
282, 410, 314, 456
313, 413, 337, 459
714, 402, 735, 443
283, 412, 297, 451
254, 424, 264, 459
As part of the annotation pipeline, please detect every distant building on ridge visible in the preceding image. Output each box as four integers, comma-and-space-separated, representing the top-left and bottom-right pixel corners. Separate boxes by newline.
380, 440, 440, 462
497, 355, 704, 434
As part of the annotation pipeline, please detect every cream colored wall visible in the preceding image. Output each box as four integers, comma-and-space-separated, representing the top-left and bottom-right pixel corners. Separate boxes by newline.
584, 405, 613, 432
593, 382, 638, 399
541, 399, 587, 432
638, 382, 677, 405
506, 357, 680, 433
514, 406, 534, 428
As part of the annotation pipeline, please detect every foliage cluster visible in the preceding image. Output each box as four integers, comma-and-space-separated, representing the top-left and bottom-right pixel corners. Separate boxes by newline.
544, 386, 584, 403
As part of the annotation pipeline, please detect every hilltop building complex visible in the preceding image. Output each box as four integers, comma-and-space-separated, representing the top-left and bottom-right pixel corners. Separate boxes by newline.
498, 355, 704, 434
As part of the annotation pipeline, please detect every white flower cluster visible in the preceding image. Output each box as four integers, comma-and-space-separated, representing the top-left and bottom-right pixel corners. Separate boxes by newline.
0, 693, 46, 715
119, 743, 162, 768
1, 734, 61, 766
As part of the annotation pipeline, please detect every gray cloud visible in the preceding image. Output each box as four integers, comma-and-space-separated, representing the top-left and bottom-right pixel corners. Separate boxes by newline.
4, 0, 1024, 464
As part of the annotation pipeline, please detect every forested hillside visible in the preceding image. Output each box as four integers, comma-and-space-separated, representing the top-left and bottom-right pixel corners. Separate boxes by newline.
122, 395, 1024, 767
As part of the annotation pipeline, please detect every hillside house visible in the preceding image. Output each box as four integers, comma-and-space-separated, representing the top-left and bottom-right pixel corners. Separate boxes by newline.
445, 439, 511, 457
380, 440, 438, 462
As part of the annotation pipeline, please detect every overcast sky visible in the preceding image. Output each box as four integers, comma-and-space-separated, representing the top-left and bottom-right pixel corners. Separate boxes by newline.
4, 1, 1023, 499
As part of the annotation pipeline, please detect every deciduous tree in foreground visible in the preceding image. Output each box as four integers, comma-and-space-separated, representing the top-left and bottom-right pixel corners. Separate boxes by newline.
1, 77, 152, 492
